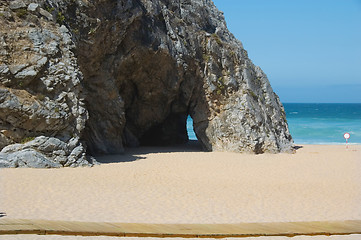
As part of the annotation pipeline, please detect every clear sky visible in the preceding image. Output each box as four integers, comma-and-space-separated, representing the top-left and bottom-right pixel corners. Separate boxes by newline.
212, 0, 361, 103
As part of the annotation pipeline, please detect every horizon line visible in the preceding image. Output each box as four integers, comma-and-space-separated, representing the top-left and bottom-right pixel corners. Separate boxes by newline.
282, 102, 361, 104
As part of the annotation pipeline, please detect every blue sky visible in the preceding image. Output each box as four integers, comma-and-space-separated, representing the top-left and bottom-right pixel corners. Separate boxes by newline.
212, 0, 361, 103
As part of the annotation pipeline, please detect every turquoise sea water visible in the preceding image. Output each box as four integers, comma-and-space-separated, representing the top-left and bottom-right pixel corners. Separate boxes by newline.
187, 117, 197, 141
284, 103, 361, 144
186, 103, 361, 144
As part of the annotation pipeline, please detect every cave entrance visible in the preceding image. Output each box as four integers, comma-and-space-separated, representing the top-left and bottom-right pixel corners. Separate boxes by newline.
136, 113, 201, 151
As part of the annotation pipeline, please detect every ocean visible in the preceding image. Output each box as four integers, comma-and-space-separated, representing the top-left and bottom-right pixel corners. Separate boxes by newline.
187, 103, 361, 145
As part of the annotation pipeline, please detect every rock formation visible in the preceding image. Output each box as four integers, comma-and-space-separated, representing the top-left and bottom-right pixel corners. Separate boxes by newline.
0, 0, 293, 167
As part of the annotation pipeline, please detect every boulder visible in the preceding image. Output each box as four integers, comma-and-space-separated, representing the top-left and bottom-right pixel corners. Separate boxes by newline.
9, 0, 26, 10
0, 136, 95, 167
39, 8, 53, 21
0, 149, 61, 168
27, 3, 39, 12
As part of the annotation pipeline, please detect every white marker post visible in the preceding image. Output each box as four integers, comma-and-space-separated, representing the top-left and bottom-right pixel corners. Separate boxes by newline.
344, 132, 350, 149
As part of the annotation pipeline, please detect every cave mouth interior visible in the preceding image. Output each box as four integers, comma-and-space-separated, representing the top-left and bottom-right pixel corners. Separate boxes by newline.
97, 114, 202, 164
137, 113, 201, 150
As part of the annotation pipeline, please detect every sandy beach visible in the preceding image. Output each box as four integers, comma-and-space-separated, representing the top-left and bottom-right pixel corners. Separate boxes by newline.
1, 144, 361, 240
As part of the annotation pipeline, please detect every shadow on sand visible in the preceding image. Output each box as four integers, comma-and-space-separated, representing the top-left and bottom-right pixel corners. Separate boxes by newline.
95, 140, 203, 164
94, 142, 303, 164
293, 145, 303, 151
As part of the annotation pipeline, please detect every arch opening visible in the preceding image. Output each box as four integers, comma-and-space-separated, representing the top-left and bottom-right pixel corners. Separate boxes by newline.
132, 113, 201, 151
186, 115, 197, 141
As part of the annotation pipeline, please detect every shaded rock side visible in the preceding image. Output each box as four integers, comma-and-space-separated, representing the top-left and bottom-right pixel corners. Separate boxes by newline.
0, 0, 293, 167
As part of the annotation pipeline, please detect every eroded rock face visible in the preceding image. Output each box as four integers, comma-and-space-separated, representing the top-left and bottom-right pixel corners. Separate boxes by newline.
0, 0, 293, 167
0, 0, 89, 167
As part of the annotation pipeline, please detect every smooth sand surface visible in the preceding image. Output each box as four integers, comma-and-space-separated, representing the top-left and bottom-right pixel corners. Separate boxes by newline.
1, 144, 361, 239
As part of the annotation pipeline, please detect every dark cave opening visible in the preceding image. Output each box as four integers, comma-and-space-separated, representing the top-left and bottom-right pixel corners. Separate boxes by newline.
139, 113, 189, 146
136, 113, 201, 150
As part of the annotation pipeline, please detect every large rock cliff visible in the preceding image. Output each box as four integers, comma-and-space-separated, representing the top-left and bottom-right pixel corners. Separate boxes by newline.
0, 0, 293, 167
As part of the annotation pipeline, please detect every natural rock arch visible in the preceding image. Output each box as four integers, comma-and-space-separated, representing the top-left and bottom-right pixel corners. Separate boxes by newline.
0, 0, 293, 168
76, 0, 293, 154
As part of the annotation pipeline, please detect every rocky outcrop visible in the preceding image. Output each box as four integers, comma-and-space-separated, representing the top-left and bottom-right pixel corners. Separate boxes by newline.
0, 0, 89, 167
0, 0, 293, 167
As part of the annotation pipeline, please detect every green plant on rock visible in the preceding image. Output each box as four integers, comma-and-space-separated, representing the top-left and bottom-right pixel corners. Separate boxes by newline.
249, 90, 258, 100
255, 76, 262, 86
88, 27, 97, 35
20, 136, 35, 144
242, 89, 258, 100
211, 33, 222, 45
281, 114, 286, 121
57, 11, 65, 24
36, 93, 45, 101
241, 49, 248, 58
46, 6, 55, 13
216, 86, 224, 95
218, 76, 225, 84
202, 54, 210, 62
215, 76, 226, 95
182, 39, 187, 46
72, 28, 79, 34
15, 9, 27, 18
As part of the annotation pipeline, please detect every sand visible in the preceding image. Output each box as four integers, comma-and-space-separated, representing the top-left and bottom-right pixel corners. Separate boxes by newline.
1, 144, 361, 240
